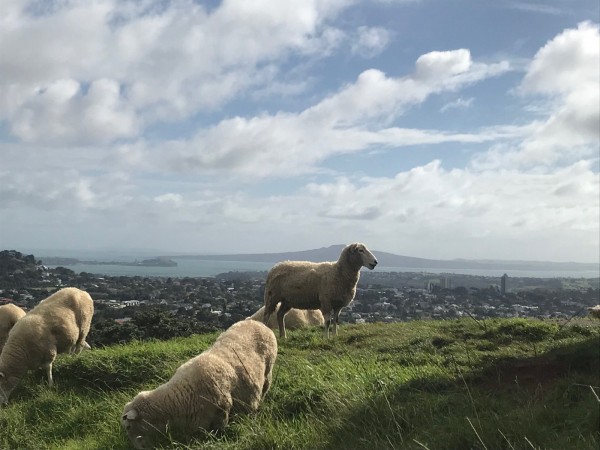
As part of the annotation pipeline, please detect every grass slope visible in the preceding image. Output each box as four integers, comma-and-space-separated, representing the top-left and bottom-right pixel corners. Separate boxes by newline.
1, 318, 598, 450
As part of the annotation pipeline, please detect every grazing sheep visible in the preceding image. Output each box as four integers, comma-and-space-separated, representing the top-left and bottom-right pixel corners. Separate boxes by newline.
0, 304, 26, 354
121, 319, 277, 449
248, 305, 324, 331
588, 305, 600, 319
263, 242, 378, 338
0, 287, 94, 405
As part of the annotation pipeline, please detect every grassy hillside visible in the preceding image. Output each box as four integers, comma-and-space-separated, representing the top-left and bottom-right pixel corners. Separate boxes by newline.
0, 318, 598, 449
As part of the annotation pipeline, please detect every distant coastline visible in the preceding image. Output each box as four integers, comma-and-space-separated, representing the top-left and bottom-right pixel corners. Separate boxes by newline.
41, 257, 178, 268
40, 258, 600, 279
32, 244, 599, 279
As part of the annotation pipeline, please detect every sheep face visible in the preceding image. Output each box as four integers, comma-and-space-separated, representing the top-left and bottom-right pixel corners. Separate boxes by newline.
0, 372, 19, 406
349, 243, 378, 270
121, 407, 163, 449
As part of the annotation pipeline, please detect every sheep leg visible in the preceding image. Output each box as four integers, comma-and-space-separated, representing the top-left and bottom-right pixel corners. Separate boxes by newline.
73, 340, 91, 355
277, 303, 292, 338
332, 308, 342, 336
262, 369, 272, 398
262, 289, 278, 326
262, 306, 274, 327
322, 309, 332, 338
44, 362, 54, 387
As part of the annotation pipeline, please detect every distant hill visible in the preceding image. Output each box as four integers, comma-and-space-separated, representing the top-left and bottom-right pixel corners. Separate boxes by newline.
170, 244, 600, 273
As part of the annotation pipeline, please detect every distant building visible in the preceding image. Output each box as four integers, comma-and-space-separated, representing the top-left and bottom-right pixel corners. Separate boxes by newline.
443, 276, 452, 289
427, 281, 436, 293
501, 273, 508, 295
123, 300, 140, 307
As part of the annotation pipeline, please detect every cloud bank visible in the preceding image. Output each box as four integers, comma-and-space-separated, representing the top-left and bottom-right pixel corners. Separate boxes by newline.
0, 1, 598, 262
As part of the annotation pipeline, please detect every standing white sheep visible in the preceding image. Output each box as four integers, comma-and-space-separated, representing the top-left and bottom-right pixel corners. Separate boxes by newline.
588, 305, 600, 319
263, 242, 378, 338
0, 287, 94, 405
247, 305, 324, 331
0, 304, 26, 354
121, 319, 277, 449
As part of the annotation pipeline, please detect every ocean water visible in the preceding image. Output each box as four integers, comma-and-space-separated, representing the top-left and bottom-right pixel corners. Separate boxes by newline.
47, 259, 274, 278
46, 258, 600, 279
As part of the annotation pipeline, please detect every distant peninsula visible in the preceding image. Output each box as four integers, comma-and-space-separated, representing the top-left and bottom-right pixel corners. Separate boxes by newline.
168, 245, 599, 273
41, 257, 178, 267
37, 244, 599, 274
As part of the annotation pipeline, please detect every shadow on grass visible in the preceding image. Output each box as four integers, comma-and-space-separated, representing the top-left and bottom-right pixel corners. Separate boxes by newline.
473, 335, 600, 391
313, 336, 600, 450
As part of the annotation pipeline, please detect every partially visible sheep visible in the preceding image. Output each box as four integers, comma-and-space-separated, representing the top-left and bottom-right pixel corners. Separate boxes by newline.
0, 287, 94, 405
588, 305, 600, 319
248, 305, 324, 331
0, 304, 26, 354
121, 319, 277, 449
263, 242, 378, 338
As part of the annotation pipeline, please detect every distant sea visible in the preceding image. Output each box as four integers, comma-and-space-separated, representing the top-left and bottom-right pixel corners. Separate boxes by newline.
45, 258, 600, 279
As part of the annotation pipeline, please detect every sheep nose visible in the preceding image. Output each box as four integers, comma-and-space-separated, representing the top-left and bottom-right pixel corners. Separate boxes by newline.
374, 259, 378, 265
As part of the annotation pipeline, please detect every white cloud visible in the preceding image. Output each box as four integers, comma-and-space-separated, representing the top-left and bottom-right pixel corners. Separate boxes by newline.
5, 157, 595, 261
154, 193, 183, 207
155, 50, 509, 178
0, 168, 134, 212
300, 160, 599, 260
11, 78, 138, 144
508, 2, 563, 15
473, 22, 599, 170
520, 21, 598, 96
414, 49, 472, 80
351, 26, 391, 58
1, 8, 597, 263
440, 97, 474, 112
0, 0, 352, 144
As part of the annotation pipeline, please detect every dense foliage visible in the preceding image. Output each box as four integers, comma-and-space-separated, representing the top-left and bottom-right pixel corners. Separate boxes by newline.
0, 250, 41, 289
89, 307, 219, 347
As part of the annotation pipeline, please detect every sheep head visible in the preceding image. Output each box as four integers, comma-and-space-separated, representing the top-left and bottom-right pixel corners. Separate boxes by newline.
346, 243, 378, 270
121, 403, 169, 449
0, 371, 19, 406
0, 372, 7, 406
121, 407, 150, 449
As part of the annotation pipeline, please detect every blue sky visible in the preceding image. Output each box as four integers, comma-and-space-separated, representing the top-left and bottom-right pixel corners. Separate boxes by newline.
0, 0, 598, 262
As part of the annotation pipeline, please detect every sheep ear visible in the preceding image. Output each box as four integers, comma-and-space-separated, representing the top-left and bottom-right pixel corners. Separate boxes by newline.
0, 372, 4, 379
123, 409, 139, 420
349, 243, 359, 253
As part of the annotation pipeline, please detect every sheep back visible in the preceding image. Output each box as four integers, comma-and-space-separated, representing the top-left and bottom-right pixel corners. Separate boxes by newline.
264, 261, 337, 311
0, 287, 93, 403
588, 305, 600, 319
264, 259, 361, 315
0, 304, 26, 353
121, 319, 277, 448
25, 287, 94, 354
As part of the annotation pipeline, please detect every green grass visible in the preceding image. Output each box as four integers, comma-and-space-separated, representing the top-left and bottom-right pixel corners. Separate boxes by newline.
1, 318, 598, 449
